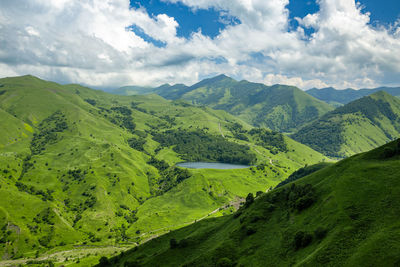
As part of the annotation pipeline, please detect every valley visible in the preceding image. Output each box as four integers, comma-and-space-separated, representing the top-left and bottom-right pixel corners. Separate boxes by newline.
0, 75, 327, 266
0, 74, 399, 266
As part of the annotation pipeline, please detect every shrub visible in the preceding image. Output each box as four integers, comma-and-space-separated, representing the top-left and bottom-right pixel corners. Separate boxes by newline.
245, 193, 254, 207
314, 227, 328, 240
170, 238, 178, 249
246, 227, 257, 236
217, 257, 233, 267
98, 256, 110, 266
294, 231, 313, 250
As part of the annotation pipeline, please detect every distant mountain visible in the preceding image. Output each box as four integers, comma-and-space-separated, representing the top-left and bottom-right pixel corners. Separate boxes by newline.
292, 91, 400, 157
110, 139, 400, 267
126, 74, 334, 132
307, 86, 400, 105
112, 85, 154, 95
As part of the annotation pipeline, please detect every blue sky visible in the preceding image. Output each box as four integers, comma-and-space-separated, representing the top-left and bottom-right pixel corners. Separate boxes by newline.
1, 0, 400, 89
130, 0, 400, 45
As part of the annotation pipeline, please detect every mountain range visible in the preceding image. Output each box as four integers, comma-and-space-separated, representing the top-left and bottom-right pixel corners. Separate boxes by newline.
307, 86, 400, 106
115, 75, 334, 133
0, 75, 326, 265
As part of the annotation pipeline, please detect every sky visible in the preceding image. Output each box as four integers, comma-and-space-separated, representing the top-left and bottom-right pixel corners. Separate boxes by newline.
0, 0, 399, 90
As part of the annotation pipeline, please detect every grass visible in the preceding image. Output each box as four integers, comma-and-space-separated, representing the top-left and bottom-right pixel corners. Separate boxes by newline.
292, 91, 400, 157
0, 75, 328, 264
110, 139, 400, 266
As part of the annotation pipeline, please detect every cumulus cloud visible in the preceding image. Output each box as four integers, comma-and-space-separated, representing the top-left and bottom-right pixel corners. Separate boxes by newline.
0, 0, 399, 89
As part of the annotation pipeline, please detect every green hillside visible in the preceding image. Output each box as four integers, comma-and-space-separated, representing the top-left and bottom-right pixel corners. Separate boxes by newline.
307, 86, 400, 105
110, 139, 400, 267
0, 75, 327, 265
116, 75, 334, 133
292, 91, 400, 157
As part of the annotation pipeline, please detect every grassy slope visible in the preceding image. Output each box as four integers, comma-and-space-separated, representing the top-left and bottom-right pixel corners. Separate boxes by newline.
113, 139, 400, 267
129, 75, 334, 133
0, 75, 327, 264
182, 76, 333, 133
292, 91, 400, 158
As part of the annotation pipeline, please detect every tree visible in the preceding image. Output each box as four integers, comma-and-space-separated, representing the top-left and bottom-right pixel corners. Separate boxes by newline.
98, 256, 110, 266
245, 193, 254, 207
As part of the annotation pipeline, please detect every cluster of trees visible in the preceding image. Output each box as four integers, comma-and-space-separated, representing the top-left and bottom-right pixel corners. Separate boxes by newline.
227, 122, 249, 141
31, 111, 68, 155
15, 181, 54, 201
152, 129, 256, 165
291, 118, 344, 157
147, 157, 192, 195
248, 129, 288, 154
105, 106, 136, 133
270, 183, 316, 212
66, 169, 86, 182
127, 137, 146, 152
84, 98, 96, 106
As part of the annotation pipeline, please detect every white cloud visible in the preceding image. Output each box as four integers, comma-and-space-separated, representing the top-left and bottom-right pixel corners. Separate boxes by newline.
0, 0, 399, 89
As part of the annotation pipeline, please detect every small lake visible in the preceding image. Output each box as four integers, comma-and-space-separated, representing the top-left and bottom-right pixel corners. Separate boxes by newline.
176, 162, 251, 169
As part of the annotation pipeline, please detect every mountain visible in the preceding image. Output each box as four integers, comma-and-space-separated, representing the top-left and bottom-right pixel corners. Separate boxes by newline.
113, 83, 190, 98
307, 86, 400, 106
112, 85, 153, 95
0, 75, 327, 265
292, 91, 400, 157
124, 74, 334, 133
109, 139, 400, 267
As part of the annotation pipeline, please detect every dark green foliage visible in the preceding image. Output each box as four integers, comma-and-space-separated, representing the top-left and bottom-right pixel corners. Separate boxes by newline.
127, 137, 146, 152
314, 227, 328, 240
249, 129, 288, 154
0, 90, 6, 95
98, 256, 110, 266
169, 238, 178, 249
15, 182, 54, 201
33, 208, 55, 225
152, 129, 256, 165
147, 157, 169, 172
217, 257, 234, 267
276, 162, 332, 188
131, 101, 147, 113
84, 99, 96, 106
111, 106, 132, 116
245, 193, 254, 207
269, 183, 316, 212
67, 169, 86, 181
292, 118, 344, 157
31, 111, 68, 155
246, 227, 256, 236
294, 231, 313, 250
108, 106, 136, 133
227, 123, 249, 141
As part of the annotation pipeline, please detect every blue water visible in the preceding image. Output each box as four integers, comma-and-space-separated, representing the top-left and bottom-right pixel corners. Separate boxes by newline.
176, 162, 250, 169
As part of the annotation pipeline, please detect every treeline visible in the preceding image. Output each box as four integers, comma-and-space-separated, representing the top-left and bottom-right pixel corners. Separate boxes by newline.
249, 128, 288, 154
152, 129, 256, 165
31, 111, 68, 155
291, 118, 344, 157
147, 157, 192, 195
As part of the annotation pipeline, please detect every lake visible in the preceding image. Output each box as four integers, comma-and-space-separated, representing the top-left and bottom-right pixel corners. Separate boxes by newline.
176, 162, 251, 169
